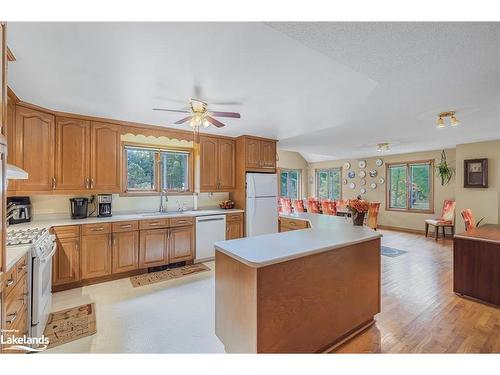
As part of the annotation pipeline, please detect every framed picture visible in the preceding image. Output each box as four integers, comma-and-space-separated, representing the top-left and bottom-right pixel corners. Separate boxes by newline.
464, 159, 488, 188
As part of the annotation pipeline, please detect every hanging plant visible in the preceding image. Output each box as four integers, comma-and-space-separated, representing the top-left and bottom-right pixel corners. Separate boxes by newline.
436, 150, 454, 186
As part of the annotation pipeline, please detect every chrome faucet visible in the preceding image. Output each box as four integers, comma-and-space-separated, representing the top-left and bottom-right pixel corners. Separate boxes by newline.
159, 190, 168, 212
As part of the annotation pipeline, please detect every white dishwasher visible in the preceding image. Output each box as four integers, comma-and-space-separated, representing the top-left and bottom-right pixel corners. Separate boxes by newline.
195, 215, 226, 263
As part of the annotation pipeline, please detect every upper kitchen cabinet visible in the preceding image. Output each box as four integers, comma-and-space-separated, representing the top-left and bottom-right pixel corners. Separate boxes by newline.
199, 135, 235, 192
90, 121, 121, 192
236, 135, 277, 173
54, 116, 90, 191
14, 106, 55, 192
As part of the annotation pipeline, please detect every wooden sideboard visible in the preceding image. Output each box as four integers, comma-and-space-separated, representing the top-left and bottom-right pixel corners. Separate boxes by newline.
454, 224, 500, 306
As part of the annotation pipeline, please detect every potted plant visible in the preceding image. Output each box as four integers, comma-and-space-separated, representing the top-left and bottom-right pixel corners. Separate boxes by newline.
436, 150, 454, 186
347, 199, 370, 226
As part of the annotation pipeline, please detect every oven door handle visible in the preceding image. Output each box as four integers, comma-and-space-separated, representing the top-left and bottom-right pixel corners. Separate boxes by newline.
40, 242, 57, 263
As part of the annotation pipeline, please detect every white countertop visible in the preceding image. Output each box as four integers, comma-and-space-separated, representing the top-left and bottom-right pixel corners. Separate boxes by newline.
4, 208, 243, 273
214, 212, 382, 268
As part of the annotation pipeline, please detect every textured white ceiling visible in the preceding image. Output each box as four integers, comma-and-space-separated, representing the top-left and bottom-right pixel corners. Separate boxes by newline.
7, 22, 500, 162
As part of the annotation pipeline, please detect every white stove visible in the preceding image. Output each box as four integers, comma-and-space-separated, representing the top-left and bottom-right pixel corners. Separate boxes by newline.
6, 226, 56, 340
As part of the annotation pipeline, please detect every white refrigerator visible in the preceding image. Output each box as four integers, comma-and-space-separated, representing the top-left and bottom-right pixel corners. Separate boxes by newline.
246, 173, 278, 237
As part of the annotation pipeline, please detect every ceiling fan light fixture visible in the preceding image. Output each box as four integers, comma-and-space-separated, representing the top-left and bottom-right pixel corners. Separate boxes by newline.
437, 116, 445, 128
437, 111, 459, 128
377, 143, 390, 153
450, 115, 460, 126
202, 118, 211, 128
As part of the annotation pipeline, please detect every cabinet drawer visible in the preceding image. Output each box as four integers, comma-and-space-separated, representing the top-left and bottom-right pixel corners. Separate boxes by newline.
281, 218, 308, 230
16, 254, 28, 281
226, 212, 243, 222
139, 219, 169, 229
2, 265, 18, 296
5, 275, 28, 331
112, 220, 139, 233
52, 225, 80, 239
81, 223, 112, 236
169, 217, 194, 227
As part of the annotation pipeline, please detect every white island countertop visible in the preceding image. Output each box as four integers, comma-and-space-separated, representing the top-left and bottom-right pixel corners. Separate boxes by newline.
214, 212, 382, 268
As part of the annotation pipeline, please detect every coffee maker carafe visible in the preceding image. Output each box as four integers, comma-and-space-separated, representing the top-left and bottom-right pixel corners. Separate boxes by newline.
97, 194, 112, 217
70, 197, 89, 219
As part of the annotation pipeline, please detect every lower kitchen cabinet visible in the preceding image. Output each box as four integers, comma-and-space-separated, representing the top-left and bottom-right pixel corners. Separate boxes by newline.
52, 236, 80, 286
169, 225, 195, 262
80, 233, 112, 279
226, 212, 244, 240
112, 230, 139, 274
139, 228, 169, 268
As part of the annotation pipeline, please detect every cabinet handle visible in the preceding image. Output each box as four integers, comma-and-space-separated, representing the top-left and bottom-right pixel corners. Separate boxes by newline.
75, 239, 79, 250
109, 234, 112, 248
6, 313, 17, 324
52, 177, 56, 190
113, 237, 117, 247
90, 178, 95, 189
120, 224, 132, 228
149, 222, 160, 225
91, 227, 105, 231
85, 178, 90, 189
18, 264, 27, 272
6, 279, 15, 287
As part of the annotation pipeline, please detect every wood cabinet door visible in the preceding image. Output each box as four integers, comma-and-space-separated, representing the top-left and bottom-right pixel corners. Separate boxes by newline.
260, 140, 276, 169
91, 121, 121, 192
245, 138, 261, 169
169, 226, 194, 263
199, 135, 218, 191
112, 231, 139, 274
6, 95, 16, 191
14, 106, 55, 191
80, 234, 112, 279
218, 138, 235, 190
226, 220, 243, 240
55, 116, 90, 191
52, 237, 80, 287
139, 229, 168, 268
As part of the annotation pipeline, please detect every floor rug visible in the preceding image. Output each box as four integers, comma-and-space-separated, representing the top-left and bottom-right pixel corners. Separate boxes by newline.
381, 246, 408, 258
130, 263, 211, 288
44, 303, 97, 349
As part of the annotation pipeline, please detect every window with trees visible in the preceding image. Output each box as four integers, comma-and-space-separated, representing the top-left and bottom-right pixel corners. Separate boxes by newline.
315, 168, 341, 200
125, 146, 192, 193
280, 169, 301, 199
387, 160, 433, 212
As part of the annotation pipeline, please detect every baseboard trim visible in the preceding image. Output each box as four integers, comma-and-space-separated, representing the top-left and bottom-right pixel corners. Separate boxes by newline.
378, 225, 425, 235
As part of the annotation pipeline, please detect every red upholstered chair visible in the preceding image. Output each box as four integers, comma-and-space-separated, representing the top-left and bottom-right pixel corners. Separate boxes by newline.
278, 197, 292, 215
367, 202, 381, 230
322, 200, 337, 216
425, 199, 456, 240
292, 199, 306, 213
461, 209, 484, 231
307, 198, 321, 214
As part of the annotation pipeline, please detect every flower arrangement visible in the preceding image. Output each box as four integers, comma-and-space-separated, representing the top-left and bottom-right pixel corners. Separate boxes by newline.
347, 199, 369, 213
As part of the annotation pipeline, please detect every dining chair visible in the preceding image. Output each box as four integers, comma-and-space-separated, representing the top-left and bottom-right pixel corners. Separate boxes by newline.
307, 198, 321, 214
461, 208, 485, 231
292, 199, 306, 213
425, 199, 456, 240
321, 200, 337, 215
366, 202, 381, 230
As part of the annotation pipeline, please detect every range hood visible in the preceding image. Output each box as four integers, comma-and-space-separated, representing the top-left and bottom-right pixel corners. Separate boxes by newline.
6, 164, 29, 179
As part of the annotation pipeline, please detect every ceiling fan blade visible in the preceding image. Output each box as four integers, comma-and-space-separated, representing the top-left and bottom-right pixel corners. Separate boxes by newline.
174, 116, 193, 125
211, 101, 241, 106
210, 111, 241, 119
153, 108, 190, 114
205, 116, 226, 128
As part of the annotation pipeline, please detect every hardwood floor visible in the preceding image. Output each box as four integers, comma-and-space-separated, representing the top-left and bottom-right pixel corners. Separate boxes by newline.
334, 229, 500, 353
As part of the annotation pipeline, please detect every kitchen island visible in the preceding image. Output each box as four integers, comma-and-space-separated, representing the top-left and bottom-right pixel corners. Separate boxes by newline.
214, 212, 382, 353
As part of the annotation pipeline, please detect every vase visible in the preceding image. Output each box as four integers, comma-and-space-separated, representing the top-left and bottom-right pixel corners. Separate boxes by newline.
352, 210, 366, 226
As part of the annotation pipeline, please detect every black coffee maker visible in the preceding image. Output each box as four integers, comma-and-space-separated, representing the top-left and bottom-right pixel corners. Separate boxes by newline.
70, 197, 89, 219
97, 194, 112, 217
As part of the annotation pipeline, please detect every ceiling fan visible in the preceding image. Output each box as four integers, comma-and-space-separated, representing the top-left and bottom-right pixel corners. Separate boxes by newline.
153, 99, 240, 128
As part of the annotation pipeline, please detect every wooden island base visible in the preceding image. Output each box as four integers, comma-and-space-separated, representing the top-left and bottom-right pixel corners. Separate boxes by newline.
215, 238, 381, 353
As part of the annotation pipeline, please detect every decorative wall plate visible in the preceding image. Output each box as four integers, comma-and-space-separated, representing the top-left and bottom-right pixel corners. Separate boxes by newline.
343, 162, 351, 170
379, 177, 385, 184
370, 182, 377, 189
375, 158, 383, 167
360, 188, 366, 194
349, 182, 356, 189
343, 179, 348, 185
369, 169, 378, 178
360, 179, 366, 186
347, 170, 356, 179
358, 160, 367, 169
359, 170, 366, 178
